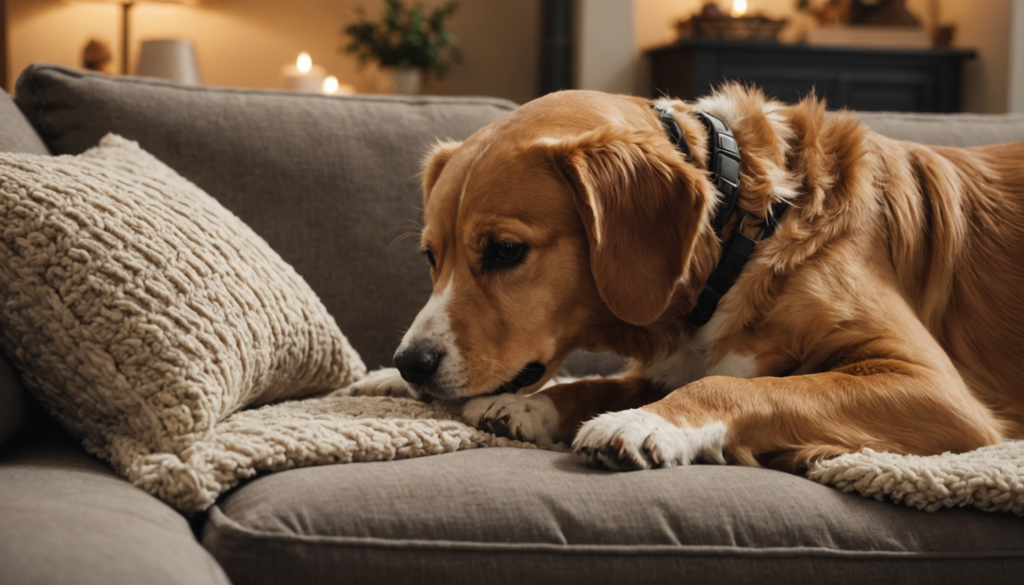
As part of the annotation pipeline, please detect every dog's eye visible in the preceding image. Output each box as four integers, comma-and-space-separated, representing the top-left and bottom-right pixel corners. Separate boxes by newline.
423, 250, 436, 269
483, 241, 528, 272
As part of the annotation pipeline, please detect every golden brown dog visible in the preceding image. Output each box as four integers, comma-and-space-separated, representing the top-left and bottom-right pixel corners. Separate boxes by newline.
353, 84, 1024, 473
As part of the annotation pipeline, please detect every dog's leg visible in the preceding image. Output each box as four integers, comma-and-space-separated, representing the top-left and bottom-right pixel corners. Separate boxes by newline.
573, 349, 1003, 471
463, 376, 663, 446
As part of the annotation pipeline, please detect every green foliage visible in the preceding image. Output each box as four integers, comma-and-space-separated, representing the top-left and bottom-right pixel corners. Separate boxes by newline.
343, 0, 461, 79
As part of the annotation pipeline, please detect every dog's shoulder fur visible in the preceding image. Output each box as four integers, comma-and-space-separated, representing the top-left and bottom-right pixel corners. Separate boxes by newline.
634, 85, 1024, 442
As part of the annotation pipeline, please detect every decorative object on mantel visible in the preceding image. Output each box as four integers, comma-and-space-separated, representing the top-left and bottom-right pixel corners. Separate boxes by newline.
343, 0, 461, 95
135, 39, 201, 85
675, 0, 786, 42
800, 0, 932, 49
82, 39, 114, 74
282, 53, 354, 95
69, 0, 199, 75
283, 52, 326, 92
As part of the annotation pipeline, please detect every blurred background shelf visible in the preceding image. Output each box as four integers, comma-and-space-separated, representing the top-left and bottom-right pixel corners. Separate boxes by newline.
648, 38, 976, 113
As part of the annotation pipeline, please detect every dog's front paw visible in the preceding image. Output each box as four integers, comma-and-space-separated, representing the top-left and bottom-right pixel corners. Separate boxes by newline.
345, 368, 411, 397
462, 392, 561, 446
572, 409, 727, 471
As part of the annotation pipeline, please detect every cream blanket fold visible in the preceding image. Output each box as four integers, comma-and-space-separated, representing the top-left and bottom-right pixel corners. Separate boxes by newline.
806, 442, 1024, 515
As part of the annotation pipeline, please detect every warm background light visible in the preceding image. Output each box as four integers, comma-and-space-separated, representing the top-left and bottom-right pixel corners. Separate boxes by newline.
3, 0, 1018, 114
296, 51, 312, 74
731, 0, 748, 18
7, 0, 541, 102
322, 75, 339, 94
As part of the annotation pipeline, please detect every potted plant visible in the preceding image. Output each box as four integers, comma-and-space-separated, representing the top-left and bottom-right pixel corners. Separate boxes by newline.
343, 0, 461, 95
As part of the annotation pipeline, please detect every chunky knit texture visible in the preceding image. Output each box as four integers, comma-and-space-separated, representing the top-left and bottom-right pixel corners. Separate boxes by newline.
205, 392, 543, 490
807, 441, 1024, 515
0, 135, 365, 512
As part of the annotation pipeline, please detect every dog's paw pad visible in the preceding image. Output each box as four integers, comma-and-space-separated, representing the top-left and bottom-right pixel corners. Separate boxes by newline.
572, 409, 728, 471
345, 368, 411, 397
463, 392, 560, 446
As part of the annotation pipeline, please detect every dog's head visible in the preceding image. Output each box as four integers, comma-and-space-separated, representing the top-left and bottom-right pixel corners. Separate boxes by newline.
394, 91, 714, 400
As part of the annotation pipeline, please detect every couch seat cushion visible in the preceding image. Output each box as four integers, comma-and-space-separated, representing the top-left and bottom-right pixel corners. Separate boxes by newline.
203, 448, 1024, 585
0, 435, 229, 585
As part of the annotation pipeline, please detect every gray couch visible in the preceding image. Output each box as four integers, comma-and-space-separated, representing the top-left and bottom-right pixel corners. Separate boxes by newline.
2, 64, 1024, 585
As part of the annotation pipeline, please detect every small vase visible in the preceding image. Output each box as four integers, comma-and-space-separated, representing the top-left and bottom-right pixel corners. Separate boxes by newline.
386, 67, 424, 95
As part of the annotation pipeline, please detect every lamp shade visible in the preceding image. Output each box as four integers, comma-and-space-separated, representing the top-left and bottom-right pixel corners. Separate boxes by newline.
135, 39, 202, 85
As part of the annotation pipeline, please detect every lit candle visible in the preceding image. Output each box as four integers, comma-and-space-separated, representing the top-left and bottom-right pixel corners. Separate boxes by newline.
731, 0, 748, 18
323, 75, 339, 94
322, 75, 356, 95
283, 52, 326, 92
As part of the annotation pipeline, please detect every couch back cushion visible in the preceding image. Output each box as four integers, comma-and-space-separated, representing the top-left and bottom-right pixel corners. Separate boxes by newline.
15, 64, 517, 370
854, 111, 1024, 147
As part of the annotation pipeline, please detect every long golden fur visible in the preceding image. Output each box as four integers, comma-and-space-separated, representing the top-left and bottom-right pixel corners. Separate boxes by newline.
396, 84, 1024, 473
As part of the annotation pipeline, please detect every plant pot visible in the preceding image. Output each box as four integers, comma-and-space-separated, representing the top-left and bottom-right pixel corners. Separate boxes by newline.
386, 67, 424, 95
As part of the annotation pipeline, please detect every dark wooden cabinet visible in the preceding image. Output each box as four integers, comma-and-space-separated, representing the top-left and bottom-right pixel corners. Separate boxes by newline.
648, 39, 975, 112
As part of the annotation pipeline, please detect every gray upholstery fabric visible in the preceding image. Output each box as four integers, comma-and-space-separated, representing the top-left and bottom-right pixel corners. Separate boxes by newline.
204, 448, 1024, 585
0, 92, 49, 156
0, 437, 230, 585
14, 64, 515, 370
0, 92, 48, 446
855, 111, 1024, 146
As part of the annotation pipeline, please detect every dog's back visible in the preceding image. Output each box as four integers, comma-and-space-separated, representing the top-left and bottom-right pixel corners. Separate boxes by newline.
879, 137, 1024, 434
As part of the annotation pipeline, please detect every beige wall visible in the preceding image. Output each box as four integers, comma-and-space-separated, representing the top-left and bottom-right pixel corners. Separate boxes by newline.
632, 0, 1014, 113
939, 0, 1012, 113
574, 0, 635, 94
7, 0, 541, 104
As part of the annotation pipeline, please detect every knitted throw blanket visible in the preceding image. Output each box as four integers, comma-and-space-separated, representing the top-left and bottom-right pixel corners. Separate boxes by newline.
806, 442, 1024, 515
188, 391, 546, 511
226, 389, 1023, 517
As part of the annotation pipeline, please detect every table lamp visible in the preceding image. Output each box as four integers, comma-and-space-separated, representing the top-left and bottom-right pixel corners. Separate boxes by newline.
136, 39, 200, 85
69, 0, 199, 75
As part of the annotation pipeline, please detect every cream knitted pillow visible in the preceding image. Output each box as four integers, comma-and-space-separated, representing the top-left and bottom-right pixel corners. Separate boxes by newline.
0, 134, 365, 511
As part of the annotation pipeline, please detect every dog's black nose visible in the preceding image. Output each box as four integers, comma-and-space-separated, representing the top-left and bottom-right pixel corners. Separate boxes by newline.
394, 342, 442, 384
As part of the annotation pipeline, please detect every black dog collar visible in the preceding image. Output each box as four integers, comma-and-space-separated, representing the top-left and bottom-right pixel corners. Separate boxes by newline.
652, 104, 786, 328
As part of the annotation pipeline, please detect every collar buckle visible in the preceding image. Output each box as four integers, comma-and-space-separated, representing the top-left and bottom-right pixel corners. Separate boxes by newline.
737, 212, 768, 243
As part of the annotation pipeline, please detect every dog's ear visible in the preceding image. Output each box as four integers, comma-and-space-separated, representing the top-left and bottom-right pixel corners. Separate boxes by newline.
421, 140, 463, 203
549, 126, 709, 326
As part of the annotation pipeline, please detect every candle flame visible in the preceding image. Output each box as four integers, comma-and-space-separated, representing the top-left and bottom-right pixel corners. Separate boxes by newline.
297, 52, 312, 74
323, 76, 339, 94
731, 0, 747, 17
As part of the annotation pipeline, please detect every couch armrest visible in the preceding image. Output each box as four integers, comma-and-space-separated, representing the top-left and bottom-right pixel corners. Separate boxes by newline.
0, 435, 230, 585
0, 91, 49, 156
0, 92, 50, 448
